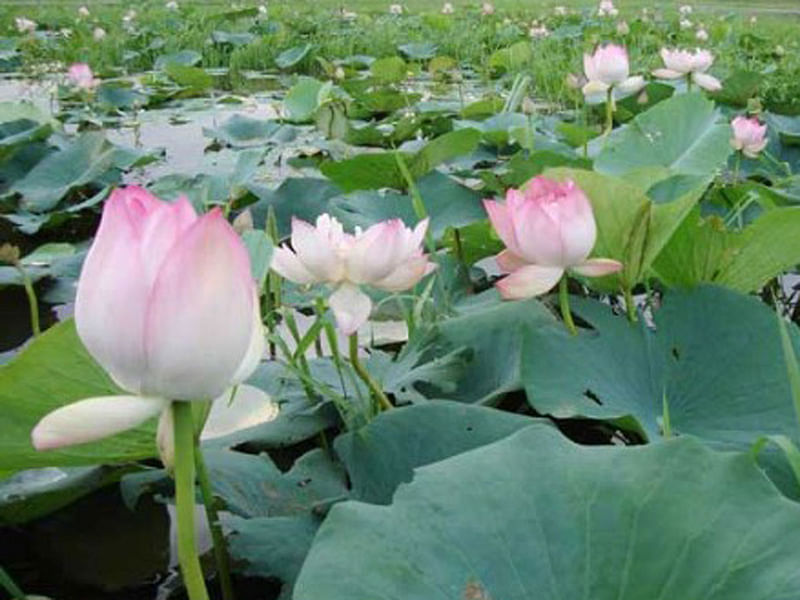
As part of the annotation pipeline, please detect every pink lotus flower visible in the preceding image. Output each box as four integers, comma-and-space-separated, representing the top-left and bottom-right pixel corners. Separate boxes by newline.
730, 116, 767, 158
653, 48, 722, 91
32, 187, 263, 450
484, 177, 622, 299
597, 0, 618, 17
582, 44, 645, 99
271, 214, 435, 334
481, 3, 495, 16
67, 63, 98, 90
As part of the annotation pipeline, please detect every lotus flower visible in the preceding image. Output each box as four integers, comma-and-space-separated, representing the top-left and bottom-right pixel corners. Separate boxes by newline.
616, 20, 630, 35
484, 177, 622, 299
554, 6, 568, 16
582, 44, 645, 99
597, 0, 618, 17
271, 214, 435, 334
695, 28, 709, 42
730, 116, 767, 158
441, 2, 454, 14
15, 17, 36, 33
67, 63, 98, 89
529, 23, 549, 38
78, 5, 90, 17
653, 48, 722, 91
481, 3, 495, 16
389, 4, 403, 15
32, 187, 263, 451
679, 4, 693, 15
93, 27, 107, 41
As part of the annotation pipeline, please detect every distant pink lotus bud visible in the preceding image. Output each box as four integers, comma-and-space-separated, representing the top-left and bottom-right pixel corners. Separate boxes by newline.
598, 0, 618, 17
582, 44, 645, 99
67, 63, 98, 89
271, 215, 435, 334
730, 116, 767, 158
484, 177, 622, 299
653, 47, 721, 91
31, 187, 264, 451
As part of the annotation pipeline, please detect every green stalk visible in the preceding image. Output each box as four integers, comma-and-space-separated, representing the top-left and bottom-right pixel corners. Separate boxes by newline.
558, 276, 577, 336
686, 73, 693, 92
0, 566, 25, 600
172, 402, 210, 600
623, 287, 637, 322
661, 389, 672, 438
15, 264, 40, 338
733, 152, 741, 185
194, 442, 235, 600
348, 332, 393, 412
604, 86, 614, 134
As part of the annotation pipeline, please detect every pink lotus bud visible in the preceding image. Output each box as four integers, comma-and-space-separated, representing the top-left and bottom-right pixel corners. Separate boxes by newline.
730, 115, 767, 158
271, 214, 434, 334
77, 186, 263, 400
67, 63, 98, 89
32, 186, 264, 451
653, 47, 721, 91
483, 177, 622, 299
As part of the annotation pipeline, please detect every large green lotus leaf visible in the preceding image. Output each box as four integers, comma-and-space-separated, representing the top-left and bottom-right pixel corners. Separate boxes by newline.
522, 285, 800, 447
653, 206, 800, 292
545, 168, 705, 291
335, 402, 543, 504
11, 132, 119, 212
714, 206, 800, 292
295, 426, 800, 600
0, 320, 157, 470
594, 92, 733, 177
247, 177, 344, 238
320, 128, 480, 192
387, 290, 556, 404
330, 171, 486, 239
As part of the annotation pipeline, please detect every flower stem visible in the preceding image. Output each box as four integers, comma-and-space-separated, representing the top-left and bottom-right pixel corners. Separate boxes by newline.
604, 86, 614, 134
686, 73, 693, 92
558, 276, 577, 336
624, 287, 637, 322
172, 402, 210, 600
15, 264, 40, 337
348, 332, 393, 412
733, 152, 741, 184
0, 566, 25, 600
194, 440, 235, 600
